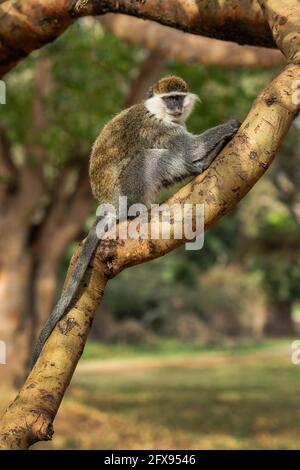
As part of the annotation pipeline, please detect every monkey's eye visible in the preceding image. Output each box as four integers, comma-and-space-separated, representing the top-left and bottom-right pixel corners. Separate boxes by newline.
162, 95, 181, 101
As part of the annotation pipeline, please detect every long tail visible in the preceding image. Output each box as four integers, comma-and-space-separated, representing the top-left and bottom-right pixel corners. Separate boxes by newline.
31, 221, 100, 367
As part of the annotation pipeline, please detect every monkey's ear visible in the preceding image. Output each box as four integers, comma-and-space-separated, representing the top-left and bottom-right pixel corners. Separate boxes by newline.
146, 86, 154, 99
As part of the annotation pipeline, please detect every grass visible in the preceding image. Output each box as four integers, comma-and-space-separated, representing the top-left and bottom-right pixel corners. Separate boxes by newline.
30, 338, 300, 450
81, 338, 288, 361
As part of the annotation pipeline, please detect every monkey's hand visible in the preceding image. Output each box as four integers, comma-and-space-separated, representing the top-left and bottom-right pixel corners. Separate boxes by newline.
190, 119, 241, 173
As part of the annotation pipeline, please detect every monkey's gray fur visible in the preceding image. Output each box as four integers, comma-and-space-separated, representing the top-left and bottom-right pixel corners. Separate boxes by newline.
32, 76, 240, 366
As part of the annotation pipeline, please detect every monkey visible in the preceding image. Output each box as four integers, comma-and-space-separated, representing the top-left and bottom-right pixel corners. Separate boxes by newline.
32, 75, 240, 366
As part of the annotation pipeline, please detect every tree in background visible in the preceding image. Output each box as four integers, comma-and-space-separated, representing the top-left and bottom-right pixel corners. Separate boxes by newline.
0, 23, 144, 381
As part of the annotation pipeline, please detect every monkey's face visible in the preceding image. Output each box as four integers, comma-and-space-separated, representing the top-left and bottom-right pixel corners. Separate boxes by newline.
145, 92, 199, 125
162, 93, 185, 120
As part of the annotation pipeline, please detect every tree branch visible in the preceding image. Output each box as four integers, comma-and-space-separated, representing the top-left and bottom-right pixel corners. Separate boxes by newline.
0, 0, 299, 450
0, 0, 276, 78
100, 13, 285, 69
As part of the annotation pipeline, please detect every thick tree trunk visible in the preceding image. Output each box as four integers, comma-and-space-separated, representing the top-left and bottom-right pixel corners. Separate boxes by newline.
0, 194, 33, 384
0, 245, 32, 385
0, 226, 62, 385
34, 259, 60, 327
265, 300, 295, 336
0, 201, 94, 383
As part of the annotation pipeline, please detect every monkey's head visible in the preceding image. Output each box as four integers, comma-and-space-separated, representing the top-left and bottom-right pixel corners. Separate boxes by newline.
145, 76, 199, 125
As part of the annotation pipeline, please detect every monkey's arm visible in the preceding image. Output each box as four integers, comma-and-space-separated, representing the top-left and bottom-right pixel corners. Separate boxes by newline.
146, 119, 240, 187
191, 119, 240, 171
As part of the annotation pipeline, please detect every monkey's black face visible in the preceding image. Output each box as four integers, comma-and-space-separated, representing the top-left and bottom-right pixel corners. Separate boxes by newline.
145, 90, 198, 125
162, 94, 186, 118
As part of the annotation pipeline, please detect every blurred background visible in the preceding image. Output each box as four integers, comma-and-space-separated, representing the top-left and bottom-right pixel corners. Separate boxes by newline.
0, 15, 300, 449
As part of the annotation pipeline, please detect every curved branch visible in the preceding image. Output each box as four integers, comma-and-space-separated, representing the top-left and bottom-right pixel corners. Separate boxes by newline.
0, 0, 299, 451
258, 0, 300, 61
0, 0, 275, 78
100, 14, 285, 69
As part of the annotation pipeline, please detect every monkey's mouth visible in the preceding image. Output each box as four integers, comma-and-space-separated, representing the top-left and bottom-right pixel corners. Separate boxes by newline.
168, 111, 183, 120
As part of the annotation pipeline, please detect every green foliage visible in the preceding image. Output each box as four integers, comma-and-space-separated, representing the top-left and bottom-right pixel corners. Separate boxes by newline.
196, 265, 265, 336
4, 20, 142, 172
104, 256, 200, 325
238, 178, 300, 303
258, 254, 300, 302
102, 257, 265, 339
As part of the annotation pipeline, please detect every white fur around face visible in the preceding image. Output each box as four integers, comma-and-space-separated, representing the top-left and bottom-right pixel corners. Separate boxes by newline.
182, 93, 199, 123
144, 92, 199, 126
145, 95, 167, 121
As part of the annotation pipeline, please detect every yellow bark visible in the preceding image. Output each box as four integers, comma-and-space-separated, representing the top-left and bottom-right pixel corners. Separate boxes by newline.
0, 0, 299, 450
